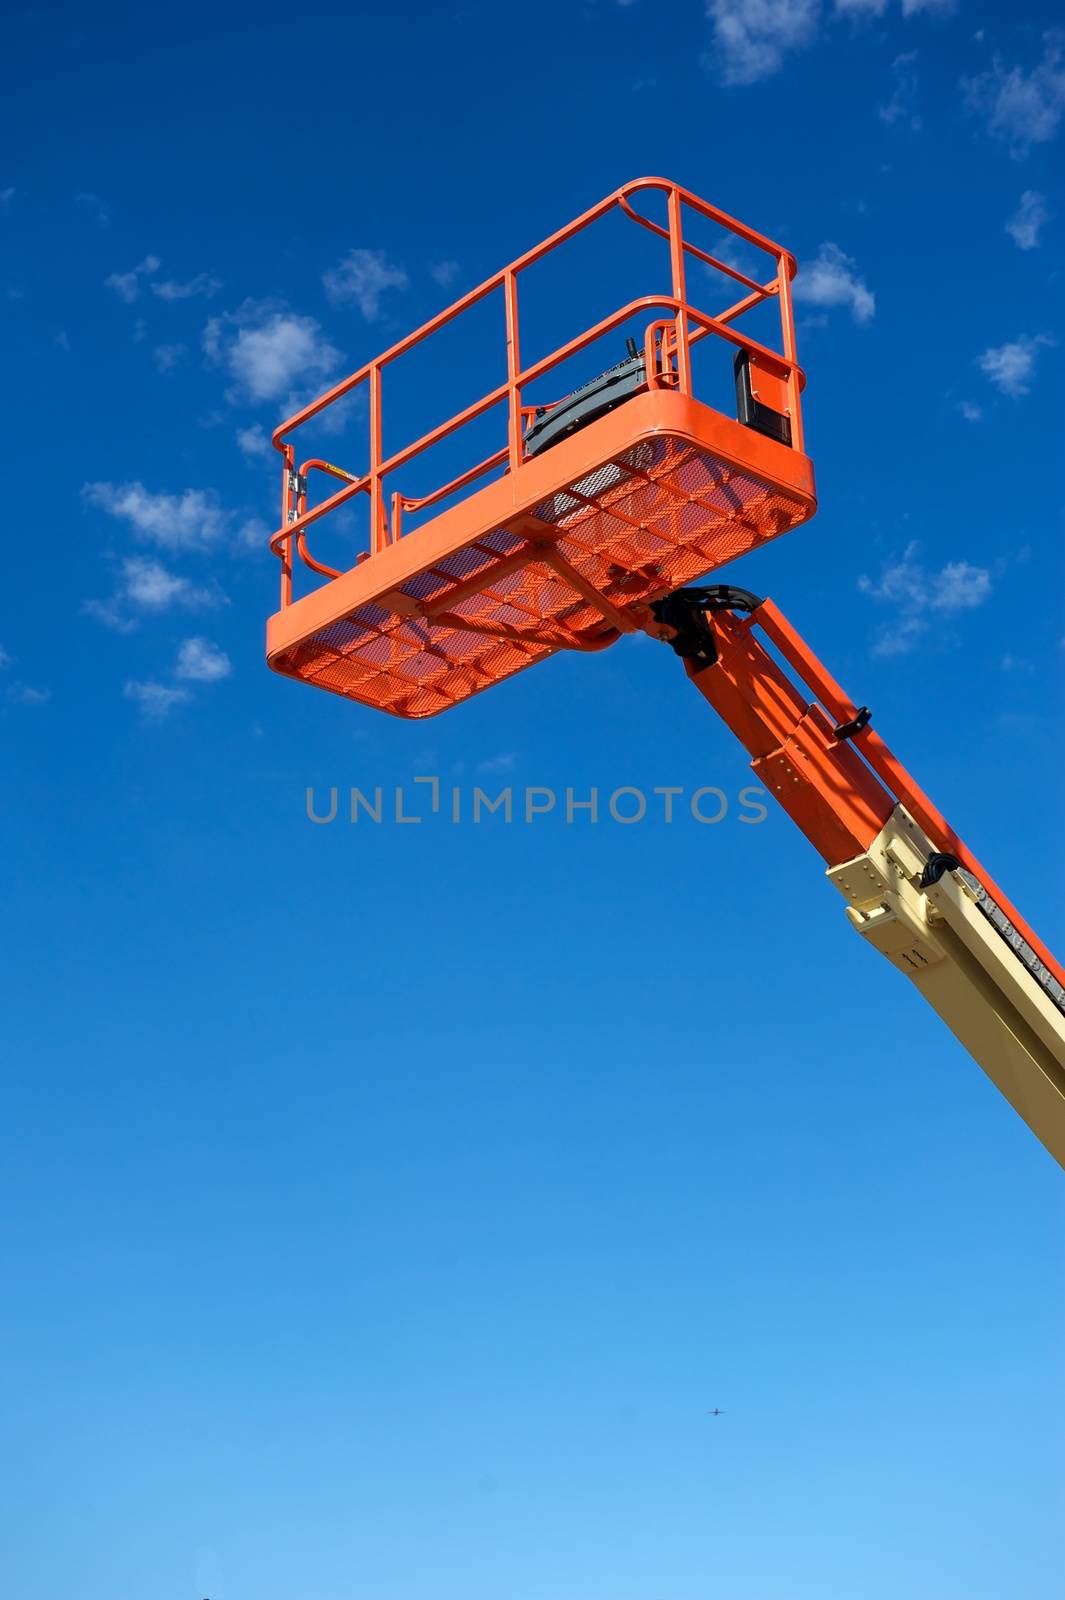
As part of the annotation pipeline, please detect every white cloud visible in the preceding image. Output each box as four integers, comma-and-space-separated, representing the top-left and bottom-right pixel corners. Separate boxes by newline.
1006, 190, 1048, 250
82, 556, 224, 631
836, 0, 954, 13
701, 229, 765, 283
6, 682, 50, 706
793, 242, 875, 322
958, 400, 982, 422
977, 334, 1052, 397
0, 642, 47, 705
963, 32, 1065, 157
116, 558, 187, 611
234, 516, 269, 551
859, 541, 992, 654
120, 556, 213, 610
323, 248, 410, 319
123, 680, 191, 718
860, 549, 991, 612
932, 561, 992, 610
76, 192, 109, 227
0, 186, 14, 207
879, 51, 921, 129
237, 423, 272, 459
104, 254, 161, 303
151, 271, 221, 302
430, 258, 461, 288
153, 342, 188, 373
82, 481, 239, 551
205, 300, 341, 403
175, 636, 232, 682
869, 614, 928, 656
80, 601, 134, 632
703, 1, 959, 88
704, 0, 820, 86
106, 273, 139, 305
303, 387, 362, 440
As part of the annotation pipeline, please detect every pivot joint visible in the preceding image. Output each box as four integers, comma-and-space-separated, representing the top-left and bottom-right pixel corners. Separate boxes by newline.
649, 584, 764, 666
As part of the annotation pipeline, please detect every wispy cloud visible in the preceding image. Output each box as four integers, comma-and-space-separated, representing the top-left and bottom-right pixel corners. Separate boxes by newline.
153, 342, 188, 373
430, 258, 461, 288
236, 422, 272, 459
859, 541, 992, 655
837, 0, 956, 15
704, 0, 950, 86
82, 556, 225, 632
323, 248, 410, 318
121, 556, 217, 610
175, 636, 232, 682
104, 254, 161, 303
123, 636, 232, 717
794, 242, 875, 322
878, 51, 922, 130
704, 0, 819, 86
700, 229, 766, 283
0, 644, 49, 705
123, 680, 191, 718
204, 299, 341, 403
6, 682, 51, 706
76, 191, 109, 227
958, 400, 982, 422
151, 271, 222, 302
234, 516, 269, 552
83, 480, 235, 551
963, 32, 1065, 158
0, 186, 15, 208
1005, 190, 1049, 250
477, 752, 518, 774
977, 334, 1052, 397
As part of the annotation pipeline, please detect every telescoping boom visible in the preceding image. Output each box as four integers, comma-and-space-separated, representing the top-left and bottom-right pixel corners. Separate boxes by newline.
263, 177, 1065, 1166
652, 585, 1065, 1167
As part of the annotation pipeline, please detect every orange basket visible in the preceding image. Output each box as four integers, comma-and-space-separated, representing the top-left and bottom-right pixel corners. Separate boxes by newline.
266, 178, 816, 718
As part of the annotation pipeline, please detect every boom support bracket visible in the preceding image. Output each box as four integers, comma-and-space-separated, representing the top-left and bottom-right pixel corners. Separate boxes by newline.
650, 584, 764, 667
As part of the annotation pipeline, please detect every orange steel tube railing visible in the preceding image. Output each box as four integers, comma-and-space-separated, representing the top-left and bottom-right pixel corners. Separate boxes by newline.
269, 178, 803, 604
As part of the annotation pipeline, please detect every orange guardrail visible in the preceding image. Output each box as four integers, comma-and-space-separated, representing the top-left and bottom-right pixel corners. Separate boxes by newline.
269, 177, 806, 608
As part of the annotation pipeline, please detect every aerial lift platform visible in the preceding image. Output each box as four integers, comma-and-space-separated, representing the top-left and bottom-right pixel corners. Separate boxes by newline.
265, 178, 1065, 1168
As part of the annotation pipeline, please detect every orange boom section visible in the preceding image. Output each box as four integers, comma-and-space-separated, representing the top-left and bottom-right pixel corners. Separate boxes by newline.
266, 179, 816, 718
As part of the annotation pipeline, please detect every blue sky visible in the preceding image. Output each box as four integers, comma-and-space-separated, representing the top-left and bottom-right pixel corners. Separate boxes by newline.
2, 3, 1064, 1597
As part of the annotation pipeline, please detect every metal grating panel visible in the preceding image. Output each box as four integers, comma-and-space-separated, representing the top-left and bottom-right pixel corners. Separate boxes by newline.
270, 435, 812, 718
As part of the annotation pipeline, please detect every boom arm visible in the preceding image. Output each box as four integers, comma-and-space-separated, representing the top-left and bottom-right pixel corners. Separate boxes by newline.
652, 587, 1065, 1168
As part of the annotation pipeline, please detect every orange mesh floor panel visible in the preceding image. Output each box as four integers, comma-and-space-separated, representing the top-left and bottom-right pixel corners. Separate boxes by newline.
267, 392, 816, 718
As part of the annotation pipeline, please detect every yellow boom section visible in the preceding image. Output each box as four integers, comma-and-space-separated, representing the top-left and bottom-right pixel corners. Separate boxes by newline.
829, 806, 1065, 1167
